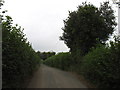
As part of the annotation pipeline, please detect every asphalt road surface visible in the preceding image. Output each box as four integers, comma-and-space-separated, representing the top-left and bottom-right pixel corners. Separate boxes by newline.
27, 64, 87, 88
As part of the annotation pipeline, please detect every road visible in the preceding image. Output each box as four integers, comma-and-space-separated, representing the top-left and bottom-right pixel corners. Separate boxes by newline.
27, 64, 87, 88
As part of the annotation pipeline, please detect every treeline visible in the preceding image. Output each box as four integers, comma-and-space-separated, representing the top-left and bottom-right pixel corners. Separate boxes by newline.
36, 51, 56, 60
44, 1, 120, 88
2, 14, 41, 87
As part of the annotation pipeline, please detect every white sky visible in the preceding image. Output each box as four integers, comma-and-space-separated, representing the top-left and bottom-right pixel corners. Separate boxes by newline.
2, 0, 118, 52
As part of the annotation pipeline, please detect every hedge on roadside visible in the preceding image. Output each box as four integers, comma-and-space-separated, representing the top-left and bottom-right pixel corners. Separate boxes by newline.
80, 37, 120, 88
44, 52, 72, 70
2, 15, 41, 88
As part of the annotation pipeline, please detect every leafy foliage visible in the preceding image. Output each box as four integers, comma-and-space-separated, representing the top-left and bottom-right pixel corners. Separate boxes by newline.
60, 2, 116, 56
44, 52, 72, 70
80, 37, 120, 88
2, 15, 41, 88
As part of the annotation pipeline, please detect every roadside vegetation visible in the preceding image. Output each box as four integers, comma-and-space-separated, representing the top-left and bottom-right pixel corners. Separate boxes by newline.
80, 38, 120, 88
1, 0, 120, 88
36, 51, 56, 60
44, 1, 120, 88
44, 37, 120, 88
2, 11, 41, 88
44, 52, 72, 70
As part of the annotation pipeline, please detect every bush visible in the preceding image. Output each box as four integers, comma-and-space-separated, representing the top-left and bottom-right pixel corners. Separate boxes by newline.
44, 52, 72, 70
80, 37, 120, 88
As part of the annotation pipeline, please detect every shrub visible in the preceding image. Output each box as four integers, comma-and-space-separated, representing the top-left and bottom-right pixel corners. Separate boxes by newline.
80, 37, 120, 88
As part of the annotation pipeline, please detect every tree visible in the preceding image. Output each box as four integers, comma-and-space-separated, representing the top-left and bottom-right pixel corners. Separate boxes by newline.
60, 2, 116, 56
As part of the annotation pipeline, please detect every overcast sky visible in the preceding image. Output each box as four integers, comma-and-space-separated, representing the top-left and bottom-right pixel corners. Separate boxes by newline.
2, 0, 118, 52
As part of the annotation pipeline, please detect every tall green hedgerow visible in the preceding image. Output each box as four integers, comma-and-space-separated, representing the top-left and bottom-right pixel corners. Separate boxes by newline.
44, 52, 72, 70
80, 36, 120, 88
2, 15, 41, 88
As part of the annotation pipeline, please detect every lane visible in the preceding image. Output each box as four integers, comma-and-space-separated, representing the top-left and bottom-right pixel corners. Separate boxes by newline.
27, 64, 87, 88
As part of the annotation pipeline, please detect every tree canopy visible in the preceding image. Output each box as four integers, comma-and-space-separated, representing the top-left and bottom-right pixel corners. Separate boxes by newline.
60, 2, 116, 55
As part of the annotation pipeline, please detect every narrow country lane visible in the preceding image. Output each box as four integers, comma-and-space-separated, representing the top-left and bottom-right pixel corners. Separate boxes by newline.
27, 64, 88, 88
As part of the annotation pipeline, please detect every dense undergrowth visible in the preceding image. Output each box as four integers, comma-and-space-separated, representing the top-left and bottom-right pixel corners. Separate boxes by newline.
2, 15, 41, 88
44, 36, 120, 88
